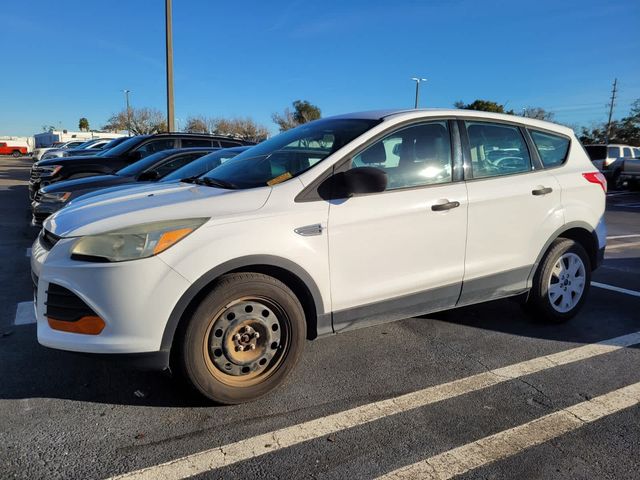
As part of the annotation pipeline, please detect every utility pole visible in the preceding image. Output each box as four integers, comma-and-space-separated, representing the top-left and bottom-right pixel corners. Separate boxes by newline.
605, 78, 618, 144
165, 0, 175, 132
411, 77, 427, 109
122, 89, 131, 136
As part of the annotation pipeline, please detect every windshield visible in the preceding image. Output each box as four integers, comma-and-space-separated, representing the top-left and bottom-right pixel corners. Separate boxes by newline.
584, 145, 606, 160
116, 150, 174, 176
75, 140, 99, 149
98, 136, 147, 157
166, 148, 247, 182
201, 118, 379, 189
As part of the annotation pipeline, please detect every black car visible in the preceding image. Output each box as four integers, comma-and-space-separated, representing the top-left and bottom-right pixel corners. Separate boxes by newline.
29, 133, 255, 199
31, 147, 217, 226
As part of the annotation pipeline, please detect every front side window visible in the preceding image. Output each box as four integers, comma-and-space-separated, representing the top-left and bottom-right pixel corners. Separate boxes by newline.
350, 121, 452, 190
134, 139, 176, 158
465, 122, 531, 178
149, 153, 204, 178
201, 118, 379, 189
529, 130, 570, 168
634, 148, 640, 158
608, 146, 620, 159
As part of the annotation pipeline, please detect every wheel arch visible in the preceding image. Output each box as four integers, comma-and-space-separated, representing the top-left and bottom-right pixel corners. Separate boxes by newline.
528, 221, 600, 286
161, 255, 328, 356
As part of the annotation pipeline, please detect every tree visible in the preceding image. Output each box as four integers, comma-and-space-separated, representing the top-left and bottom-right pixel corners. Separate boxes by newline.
102, 107, 167, 135
454, 99, 514, 114
78, 117, 90, 132
184, 115, 270, 142
41, 125, 56, 132
184, 116, 209, 133
521, 107, 555, 121
272, 100, 322, 131
579, 99, 640, 145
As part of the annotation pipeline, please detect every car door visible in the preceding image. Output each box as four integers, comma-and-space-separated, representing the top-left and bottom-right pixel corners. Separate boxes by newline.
328, 120, 468, 332
458, 119, 563, 305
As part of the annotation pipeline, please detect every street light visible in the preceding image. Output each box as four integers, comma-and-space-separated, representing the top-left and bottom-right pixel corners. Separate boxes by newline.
165, 0, 175, 132
122, 89, 132, 136
411, 77, 427, 109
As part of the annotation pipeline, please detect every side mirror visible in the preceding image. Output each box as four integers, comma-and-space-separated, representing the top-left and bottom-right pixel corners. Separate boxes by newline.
137, 170, 160, 181
318, 167, 387, 199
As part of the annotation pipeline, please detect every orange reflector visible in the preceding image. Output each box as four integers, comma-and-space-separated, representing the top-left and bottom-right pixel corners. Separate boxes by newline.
48, 316, 105, 335
153, 227, 194, 254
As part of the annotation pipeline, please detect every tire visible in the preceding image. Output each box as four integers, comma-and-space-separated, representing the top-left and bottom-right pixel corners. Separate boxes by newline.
174, 272, 306, 404
11, 150, 21, 158
525, 238, 591, 323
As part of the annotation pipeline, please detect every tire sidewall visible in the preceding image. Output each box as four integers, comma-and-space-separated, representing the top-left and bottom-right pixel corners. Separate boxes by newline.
531, 239, 591, 323
181, 274, 306, 404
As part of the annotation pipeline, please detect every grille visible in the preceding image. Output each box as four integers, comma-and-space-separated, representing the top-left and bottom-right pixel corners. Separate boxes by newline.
33, 190, 43, 202
45, 283, 97, 322
40, 229, 60, 250
30, 167, 43, 182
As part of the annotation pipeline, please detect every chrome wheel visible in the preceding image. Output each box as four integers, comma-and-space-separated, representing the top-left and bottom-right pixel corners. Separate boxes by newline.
548, 252, 586, 313
204, 297, 288, 387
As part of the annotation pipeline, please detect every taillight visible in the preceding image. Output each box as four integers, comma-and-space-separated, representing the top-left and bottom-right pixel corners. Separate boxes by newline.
582, 172, 607, 193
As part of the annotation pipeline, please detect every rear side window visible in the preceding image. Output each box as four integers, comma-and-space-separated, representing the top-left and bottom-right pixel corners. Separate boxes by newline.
529, 130, 570, 168
220, 140, 242, 148
608, 146, 620, 158
623, 147, 632, 157
465, 122, 531, 178
182, 139, 212, 148
634, 148, 640, 158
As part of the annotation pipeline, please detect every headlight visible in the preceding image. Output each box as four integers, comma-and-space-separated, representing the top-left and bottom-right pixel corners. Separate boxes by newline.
70, 218, 209, 262
40, 191, 71, 203
39, 165, 63, 177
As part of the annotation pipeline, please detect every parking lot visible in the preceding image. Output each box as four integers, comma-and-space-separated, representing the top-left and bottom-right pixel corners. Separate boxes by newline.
0, 154, 639, 479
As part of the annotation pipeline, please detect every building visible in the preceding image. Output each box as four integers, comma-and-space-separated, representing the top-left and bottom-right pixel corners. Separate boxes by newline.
33, 130, 125, 148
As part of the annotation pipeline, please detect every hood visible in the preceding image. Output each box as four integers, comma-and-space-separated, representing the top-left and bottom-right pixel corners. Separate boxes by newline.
36, 154, 114, 167
67, 182, 154, 205
41, 174, 129, 193
44, 182, 272, 237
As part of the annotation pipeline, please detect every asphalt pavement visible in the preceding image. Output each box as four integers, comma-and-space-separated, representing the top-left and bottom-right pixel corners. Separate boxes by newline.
0, 155, 639, 480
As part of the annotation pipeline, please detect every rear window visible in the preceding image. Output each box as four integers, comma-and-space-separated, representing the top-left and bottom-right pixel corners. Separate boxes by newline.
584, 145, 606, 161
529, 130, 570, 168
608, 146, 620, 158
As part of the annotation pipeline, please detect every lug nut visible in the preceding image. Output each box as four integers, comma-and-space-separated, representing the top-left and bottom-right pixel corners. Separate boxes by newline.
233, 333, 241, 341
254, 332, 260, 339
249, 344, 256, 350
236, 346, 244, 352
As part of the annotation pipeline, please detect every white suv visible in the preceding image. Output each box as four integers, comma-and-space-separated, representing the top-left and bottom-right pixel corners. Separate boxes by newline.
31, 110, 607, 403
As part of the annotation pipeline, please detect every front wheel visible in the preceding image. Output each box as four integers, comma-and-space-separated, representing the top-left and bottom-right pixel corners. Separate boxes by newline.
525, 238, 591, 323
11, 150, 21, 158
174, 273, 306, 404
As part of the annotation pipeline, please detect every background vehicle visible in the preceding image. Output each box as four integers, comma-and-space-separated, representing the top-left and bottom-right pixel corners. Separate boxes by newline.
584, 143, 637, 187
619, 147, 640, 189
31, 140, 87, 162
31, 147, 218, 226
66, 146, 251, 206
31, 110, 606, 404
29, 133, 255, 199
0, 141, 29, 157
40, 138, 115, 160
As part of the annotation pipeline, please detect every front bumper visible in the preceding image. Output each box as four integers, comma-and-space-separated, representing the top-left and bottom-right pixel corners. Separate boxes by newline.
31, 233, 192, 360
31, 200, 63, 227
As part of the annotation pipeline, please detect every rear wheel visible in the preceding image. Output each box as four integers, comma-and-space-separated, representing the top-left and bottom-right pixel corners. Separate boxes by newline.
525, 238, 591, 323
174, 273, 306, 404
11, 150, 21, 158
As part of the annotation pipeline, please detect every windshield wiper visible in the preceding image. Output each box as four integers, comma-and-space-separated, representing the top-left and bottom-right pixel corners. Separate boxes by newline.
179, 175, 200, 183
193, 177, 238, 189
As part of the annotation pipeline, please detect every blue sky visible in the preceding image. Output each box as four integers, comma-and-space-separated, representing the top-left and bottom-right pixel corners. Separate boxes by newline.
1, 0, 639, 136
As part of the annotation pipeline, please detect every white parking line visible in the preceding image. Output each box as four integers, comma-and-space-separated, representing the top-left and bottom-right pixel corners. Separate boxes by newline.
607, 234, 640, 240
14, 301, 36, 325
107, 331, 640, 480
377, 380, 640, 479
592, 282, 640, 298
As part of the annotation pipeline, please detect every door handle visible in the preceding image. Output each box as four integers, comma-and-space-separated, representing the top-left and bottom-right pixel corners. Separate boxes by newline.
532, 187, 553, 196
431, 200, 460, 211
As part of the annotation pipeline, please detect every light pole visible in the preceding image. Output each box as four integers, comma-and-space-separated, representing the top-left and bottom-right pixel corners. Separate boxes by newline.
411, 77, 427, 109
165, 0, 175, 132
122, 89, 131, 136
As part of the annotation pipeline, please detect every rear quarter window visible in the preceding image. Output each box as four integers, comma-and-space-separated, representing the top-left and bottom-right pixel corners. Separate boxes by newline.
529, 130, 570, 168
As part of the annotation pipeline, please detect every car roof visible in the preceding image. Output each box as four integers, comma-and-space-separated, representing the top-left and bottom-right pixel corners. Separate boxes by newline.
325, 108, 574, 135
